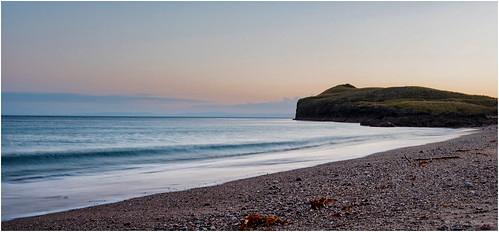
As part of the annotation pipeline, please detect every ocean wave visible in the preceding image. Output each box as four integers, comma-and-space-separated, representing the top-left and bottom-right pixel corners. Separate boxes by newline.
2, 136, 365, 166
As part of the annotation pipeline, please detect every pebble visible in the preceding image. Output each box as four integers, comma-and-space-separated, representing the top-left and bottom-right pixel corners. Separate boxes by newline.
479, 224, 493, 230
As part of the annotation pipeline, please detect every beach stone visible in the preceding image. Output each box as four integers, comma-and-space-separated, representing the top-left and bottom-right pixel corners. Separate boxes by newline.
478, 224, 493, 230
450, 223, 465, 231
269, 185, 280, 190
464, 181, 474, 189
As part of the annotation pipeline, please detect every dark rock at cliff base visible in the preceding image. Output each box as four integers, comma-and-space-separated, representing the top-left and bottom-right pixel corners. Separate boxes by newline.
295, 84, 497, 128
360, 119, 395, 127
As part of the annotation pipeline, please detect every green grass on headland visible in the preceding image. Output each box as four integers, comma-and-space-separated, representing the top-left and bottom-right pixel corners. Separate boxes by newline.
295, 84, 497, 127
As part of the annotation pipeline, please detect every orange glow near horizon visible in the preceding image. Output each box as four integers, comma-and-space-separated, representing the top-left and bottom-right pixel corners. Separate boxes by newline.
2, 2, 497, 105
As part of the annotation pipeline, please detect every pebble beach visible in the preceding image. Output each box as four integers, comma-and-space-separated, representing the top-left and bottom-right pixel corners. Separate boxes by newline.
2, 126, 497, 231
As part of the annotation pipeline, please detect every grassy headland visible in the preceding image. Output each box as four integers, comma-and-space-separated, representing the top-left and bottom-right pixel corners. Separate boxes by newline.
295, 84, 497, 127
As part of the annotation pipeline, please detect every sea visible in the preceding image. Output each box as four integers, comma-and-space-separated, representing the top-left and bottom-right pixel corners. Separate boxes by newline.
1, 116, 475, 220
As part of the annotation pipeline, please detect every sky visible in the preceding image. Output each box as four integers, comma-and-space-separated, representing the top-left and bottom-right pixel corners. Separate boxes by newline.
2, 2, 497, 116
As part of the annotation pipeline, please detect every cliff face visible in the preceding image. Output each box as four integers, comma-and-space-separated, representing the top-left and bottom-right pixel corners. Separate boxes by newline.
295, 84, 498, 127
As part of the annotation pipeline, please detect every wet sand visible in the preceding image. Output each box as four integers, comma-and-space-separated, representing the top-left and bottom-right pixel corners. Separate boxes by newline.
2, 126, 497, 230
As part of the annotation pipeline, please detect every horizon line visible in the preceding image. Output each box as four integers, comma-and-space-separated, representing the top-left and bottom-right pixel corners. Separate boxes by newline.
1, 114, 293, 119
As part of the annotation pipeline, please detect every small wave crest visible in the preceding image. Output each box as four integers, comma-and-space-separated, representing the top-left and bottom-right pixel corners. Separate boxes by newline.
2, 136, 363, 166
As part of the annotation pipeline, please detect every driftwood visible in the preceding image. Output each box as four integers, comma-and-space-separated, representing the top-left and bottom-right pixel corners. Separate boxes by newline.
403, 154, 413, 165
414, 156, 460, 161
402, 156, 461, 168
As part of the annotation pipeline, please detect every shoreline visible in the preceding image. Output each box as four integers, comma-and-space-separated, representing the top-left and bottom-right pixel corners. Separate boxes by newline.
2, 126, 497, 230
2, 125, 472, 222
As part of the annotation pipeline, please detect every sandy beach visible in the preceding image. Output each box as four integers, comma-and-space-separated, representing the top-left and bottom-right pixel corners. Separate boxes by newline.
2, 126, 497, 231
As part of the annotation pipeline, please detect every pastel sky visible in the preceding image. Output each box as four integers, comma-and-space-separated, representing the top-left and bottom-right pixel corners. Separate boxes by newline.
2, 2, 497, 116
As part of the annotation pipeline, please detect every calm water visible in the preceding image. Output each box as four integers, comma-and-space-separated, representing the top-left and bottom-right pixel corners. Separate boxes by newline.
1, 116, 474, 220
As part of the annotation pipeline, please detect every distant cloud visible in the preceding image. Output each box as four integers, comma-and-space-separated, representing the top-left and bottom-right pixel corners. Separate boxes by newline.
2, 92, 206, 104
1, 92, 298, 117
188, 97, 298, 117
